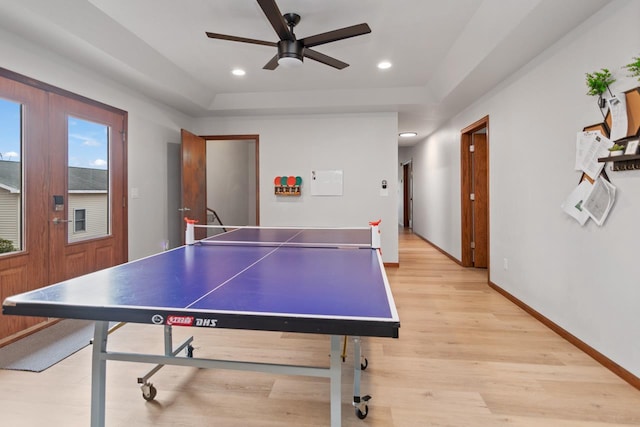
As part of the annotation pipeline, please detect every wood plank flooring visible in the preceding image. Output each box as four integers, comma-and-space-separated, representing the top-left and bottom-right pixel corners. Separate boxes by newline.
0, 228, 638, 426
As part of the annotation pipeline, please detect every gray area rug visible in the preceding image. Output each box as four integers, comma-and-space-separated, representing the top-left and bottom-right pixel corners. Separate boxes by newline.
0, 319, 96, 372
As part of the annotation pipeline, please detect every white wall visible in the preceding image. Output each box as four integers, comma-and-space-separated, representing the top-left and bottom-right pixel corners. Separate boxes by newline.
409, 0, 640, 377
193, 113, 399, 262
0, 26, 194, 260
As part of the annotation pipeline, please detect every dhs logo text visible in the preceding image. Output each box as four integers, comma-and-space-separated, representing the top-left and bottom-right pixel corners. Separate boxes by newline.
195, 318, 218, 328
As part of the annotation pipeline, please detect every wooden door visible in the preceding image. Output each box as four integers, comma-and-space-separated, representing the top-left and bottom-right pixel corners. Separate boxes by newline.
0, 76, 50, 339
472, 133, 488, 268
48, 93, 128, 283
181, 129, 207, 240
460, 116, 489, 270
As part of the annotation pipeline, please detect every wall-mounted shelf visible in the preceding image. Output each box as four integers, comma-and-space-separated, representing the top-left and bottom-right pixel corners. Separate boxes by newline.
597, 153, 640, 170
274, 175, 302, 196
274, 186, 301, 196
597, 87, 640, 171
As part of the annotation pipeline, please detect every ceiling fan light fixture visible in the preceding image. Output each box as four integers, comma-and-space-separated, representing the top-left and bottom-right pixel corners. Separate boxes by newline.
278, 56, 303, 68
378, 61, 392, 70
399, 132, 417, 138
231, 68, 246, 76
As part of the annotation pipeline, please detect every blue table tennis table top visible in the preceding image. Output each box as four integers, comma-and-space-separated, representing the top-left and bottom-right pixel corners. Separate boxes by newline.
3, 228, 400, 338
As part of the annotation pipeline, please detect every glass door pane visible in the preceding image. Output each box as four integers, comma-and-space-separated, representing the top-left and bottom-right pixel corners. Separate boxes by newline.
0, 98, 22, 254
67, 116, 109, 243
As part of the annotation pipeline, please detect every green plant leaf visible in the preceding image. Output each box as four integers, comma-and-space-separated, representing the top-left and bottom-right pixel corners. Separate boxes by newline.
585, 68, 615, 96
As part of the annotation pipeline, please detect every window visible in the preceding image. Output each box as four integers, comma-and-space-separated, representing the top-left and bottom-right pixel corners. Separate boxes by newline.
67, 116, 109, 242
74, 209, 86, 233
0, 97, 23, 254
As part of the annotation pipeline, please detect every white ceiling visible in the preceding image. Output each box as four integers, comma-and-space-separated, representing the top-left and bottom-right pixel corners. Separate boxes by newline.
0, 0, 611, 146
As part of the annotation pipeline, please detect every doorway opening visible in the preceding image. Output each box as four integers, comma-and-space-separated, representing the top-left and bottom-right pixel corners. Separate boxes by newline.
402, 160, 413, 229
460, 116, 489, 269
180, 131, 259, 242
205, 138, 257, 234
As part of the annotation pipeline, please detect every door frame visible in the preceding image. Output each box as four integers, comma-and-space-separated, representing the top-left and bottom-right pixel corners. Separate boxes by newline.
180, 132, 260, 243
460, 115, 489, 270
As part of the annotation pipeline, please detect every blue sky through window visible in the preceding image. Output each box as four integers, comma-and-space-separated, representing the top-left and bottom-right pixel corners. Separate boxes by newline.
0, 98, 20, 162
68, 116, 108, 170
0, 98, 108, 169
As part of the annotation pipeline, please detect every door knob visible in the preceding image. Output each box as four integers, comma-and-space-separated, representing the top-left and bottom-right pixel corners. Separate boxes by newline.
52, 217, 71, 224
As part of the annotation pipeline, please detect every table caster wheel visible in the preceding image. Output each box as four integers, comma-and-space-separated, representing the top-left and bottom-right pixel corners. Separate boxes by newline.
141, 383, 157, 401
361, 358, 368, 370
355, 405, 368, 419
354, 395, 371, 420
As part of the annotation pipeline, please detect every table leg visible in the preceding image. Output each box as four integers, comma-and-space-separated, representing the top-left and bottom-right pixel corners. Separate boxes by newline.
352, 337, 370, 418
329, 335, 342, 426
91, 321, 109, 427
164, 325, 172, 355
353, 337, 361, 397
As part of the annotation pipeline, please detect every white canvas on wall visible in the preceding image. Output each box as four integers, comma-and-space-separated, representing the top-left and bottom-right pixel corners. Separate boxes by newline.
310, 170, 343, 196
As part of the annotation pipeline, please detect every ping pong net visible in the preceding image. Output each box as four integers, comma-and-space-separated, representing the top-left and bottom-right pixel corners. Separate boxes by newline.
185, 221, 381, 250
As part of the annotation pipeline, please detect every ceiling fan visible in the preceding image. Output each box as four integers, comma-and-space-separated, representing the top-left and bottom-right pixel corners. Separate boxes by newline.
205, 0, 371, 70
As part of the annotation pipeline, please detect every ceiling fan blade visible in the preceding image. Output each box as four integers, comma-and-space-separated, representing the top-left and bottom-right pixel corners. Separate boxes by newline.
304, 49, 349, 70
206, 32, 276, 47
262, 54, 280, 70
256, 0, 293, 41
300, 23, 371, 48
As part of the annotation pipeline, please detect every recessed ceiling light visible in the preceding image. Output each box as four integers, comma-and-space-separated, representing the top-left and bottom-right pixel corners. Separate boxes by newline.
377, 61, 392, 70
399, 132, 417, 138
231, 68, 246, 76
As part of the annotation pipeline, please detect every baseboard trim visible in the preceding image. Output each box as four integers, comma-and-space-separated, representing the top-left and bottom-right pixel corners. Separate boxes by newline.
488, 281, 640, 391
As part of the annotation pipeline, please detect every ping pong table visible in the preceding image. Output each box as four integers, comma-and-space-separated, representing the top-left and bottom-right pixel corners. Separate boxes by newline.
2, 225, 400, 426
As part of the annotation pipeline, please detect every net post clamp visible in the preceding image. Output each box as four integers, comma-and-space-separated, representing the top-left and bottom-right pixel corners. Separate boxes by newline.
184, 217, 198, 245
369, 219, 381, 250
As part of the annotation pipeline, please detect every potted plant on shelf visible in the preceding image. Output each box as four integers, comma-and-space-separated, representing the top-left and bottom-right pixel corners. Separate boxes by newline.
585, 68, 615, 111
608, 143, 625, 157
623, 55, 640, 83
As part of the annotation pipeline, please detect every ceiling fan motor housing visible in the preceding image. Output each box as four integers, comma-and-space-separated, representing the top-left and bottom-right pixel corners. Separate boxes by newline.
277, 39, 303, 61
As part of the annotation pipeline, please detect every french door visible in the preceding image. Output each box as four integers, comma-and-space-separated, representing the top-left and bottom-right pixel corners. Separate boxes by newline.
47, 93, 127, 283
0, 70, 128, 340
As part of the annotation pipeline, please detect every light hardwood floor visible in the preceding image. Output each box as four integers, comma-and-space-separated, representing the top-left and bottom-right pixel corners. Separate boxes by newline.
0, 229, 639, 426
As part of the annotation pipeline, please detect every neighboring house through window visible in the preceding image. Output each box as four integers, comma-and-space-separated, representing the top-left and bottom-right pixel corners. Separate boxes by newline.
68, 166, 108, 242
0, 163, 107, 244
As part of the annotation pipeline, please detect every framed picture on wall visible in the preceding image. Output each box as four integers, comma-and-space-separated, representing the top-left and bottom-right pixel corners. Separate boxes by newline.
624, 139, 639, 155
